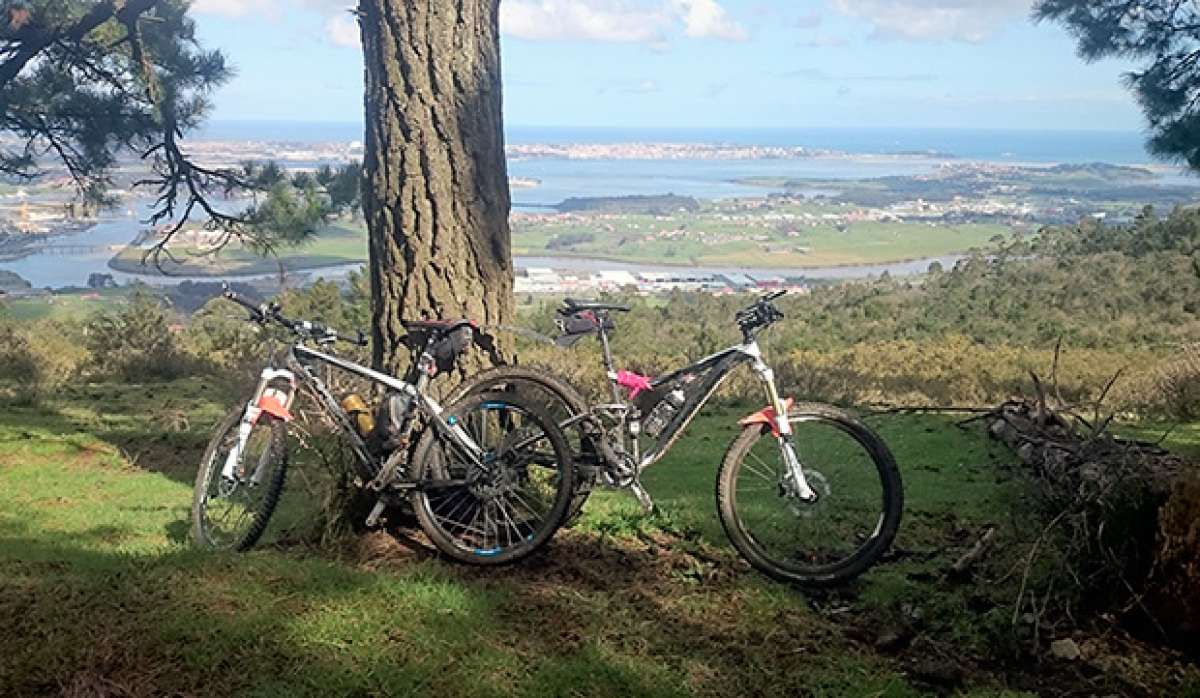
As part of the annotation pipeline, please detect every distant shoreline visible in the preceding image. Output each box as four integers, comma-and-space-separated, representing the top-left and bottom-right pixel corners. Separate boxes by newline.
192, 122, 1160, 166
106, 248, 367, 279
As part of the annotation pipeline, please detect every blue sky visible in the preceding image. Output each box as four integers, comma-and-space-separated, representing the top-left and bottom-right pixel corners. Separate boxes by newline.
190, 0, 1144, 131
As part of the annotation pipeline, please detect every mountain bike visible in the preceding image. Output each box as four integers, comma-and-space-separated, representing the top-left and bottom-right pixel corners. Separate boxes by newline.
453, 292, 904, 585
191, 290, 575, 564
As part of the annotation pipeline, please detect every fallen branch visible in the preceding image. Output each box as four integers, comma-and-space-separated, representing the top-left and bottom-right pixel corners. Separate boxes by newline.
950, 526, 997, 576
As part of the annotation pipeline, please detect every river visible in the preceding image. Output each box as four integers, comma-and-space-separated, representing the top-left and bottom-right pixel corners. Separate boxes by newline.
1, 210, 960, 289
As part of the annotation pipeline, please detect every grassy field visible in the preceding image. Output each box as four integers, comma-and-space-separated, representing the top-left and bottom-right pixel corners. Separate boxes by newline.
511, 211, 1008, 268
107, 221, 368, 277
104, 206, 1008, 277
1, 379, 1197, 696
0, 287, 134, 322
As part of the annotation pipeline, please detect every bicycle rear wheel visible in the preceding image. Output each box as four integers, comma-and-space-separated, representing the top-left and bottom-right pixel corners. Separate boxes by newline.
192, 404, 288, 550
453, 366, 595, 525
411, 391, 575, 565
716, 403, 902, 586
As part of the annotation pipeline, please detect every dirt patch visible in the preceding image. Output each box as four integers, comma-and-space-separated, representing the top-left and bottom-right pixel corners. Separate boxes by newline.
352, 529, 434, 570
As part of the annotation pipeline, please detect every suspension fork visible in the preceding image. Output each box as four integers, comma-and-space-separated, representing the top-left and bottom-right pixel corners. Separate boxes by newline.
222, 366, 297, 482
749, 355, 818, 502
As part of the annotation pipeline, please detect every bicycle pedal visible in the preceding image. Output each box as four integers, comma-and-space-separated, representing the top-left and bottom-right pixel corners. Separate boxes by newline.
365, 499, 388, 528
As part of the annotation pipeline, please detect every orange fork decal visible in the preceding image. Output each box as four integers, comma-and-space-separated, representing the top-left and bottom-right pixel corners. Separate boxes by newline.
738, 398, 794, 437
256, 392, 293, 422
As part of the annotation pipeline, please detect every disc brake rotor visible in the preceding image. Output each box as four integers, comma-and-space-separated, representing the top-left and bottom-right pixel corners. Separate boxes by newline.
784, 469, 831, 518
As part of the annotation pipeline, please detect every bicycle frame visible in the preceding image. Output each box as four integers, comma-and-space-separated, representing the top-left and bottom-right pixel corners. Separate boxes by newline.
593, 324, 818, 502
235, 342, 488, 488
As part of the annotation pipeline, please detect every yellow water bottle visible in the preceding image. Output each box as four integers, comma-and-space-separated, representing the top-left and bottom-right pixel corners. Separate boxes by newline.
340, 394, 376, 437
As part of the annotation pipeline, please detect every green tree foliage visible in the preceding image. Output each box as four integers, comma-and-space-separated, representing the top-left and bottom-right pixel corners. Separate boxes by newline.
1037, 0, 1200, 169
0, 1, 328, 261
324, 162, 363, 212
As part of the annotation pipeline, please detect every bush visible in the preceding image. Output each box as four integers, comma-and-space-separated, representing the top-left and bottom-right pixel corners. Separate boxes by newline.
182, 298, 272, 375
85, 292, 187, 381
0, 318, 87, 404
1150, 345, 1200, 420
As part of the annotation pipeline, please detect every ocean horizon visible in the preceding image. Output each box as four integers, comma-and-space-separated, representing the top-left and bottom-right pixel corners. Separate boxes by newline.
196, 120, 1159, 166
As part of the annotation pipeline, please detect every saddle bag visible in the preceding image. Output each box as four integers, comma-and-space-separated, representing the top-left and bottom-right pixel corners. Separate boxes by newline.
556, 310, 615, 347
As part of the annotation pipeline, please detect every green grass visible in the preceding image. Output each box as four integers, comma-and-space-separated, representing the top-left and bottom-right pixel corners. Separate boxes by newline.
512, 210, 1008, 268
0, 379, 1194, 696
1116, 420, 1200, 461
0, 287, 134, 322
107, 220, 368, 277
104, 205, 1006, 278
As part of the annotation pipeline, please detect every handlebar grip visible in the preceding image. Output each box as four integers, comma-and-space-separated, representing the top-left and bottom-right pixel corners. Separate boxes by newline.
224, 290, 264, 316
764, 289, 787, 301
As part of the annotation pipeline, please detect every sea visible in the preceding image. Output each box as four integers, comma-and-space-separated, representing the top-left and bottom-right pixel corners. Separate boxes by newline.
199, 121, 1159, 166
195, 122, 1198, 208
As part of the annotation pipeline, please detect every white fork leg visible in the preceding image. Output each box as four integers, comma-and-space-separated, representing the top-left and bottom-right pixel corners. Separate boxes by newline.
748, 347, 818, 503
221, 404, 262, 481
778, 438, 818, 502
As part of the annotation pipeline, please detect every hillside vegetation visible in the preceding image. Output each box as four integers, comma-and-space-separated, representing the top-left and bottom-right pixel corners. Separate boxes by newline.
2, 207, 1200, 695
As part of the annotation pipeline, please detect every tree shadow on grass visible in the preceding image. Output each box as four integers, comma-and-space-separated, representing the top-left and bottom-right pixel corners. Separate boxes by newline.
0, 509, 720, 697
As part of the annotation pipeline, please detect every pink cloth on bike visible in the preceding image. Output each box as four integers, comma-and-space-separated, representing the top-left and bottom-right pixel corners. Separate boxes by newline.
616, 370, 654, 399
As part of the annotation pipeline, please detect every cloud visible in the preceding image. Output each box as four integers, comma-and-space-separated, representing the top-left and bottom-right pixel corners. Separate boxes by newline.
501, 1, 668, 42
668, 0, 748, 41
782, 68, 938, 82
325, 13, 359, 47
830, 0, 1033, 42
501, 0, 746, 43
192, 1, 363, 46
597, 78, 662, 95
794, 12, 822, 29
192, 0, 273, 18
194, 0, 748, 47
797, 35, 847, 48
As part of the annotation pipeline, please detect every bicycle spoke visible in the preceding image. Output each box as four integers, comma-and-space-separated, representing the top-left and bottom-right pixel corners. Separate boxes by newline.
744, 450, 779, 483
496, 497, 525, 544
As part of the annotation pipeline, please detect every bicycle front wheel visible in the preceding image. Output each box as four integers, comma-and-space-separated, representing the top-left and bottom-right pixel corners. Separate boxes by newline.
716, 403, 902, 586
411, 391, 575, 565
192, 404, 289, 550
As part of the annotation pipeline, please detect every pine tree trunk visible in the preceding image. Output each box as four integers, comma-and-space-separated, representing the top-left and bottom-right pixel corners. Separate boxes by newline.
358, 0, 513, 376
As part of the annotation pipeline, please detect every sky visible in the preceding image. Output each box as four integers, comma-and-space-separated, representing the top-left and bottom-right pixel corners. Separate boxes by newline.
189, 0, 1146, 132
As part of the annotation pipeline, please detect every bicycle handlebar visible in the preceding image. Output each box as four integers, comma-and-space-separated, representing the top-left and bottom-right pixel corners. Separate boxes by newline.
736, 289, 787, 339
222, 288, 369, 347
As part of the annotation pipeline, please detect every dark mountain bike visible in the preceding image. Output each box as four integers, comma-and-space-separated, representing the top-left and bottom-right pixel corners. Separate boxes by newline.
192, 290, 575, 564
454, 292, 904, 586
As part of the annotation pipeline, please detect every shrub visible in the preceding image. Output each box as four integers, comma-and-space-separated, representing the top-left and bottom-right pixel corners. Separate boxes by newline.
85, 292, 186, 381
0, 318, 87, 404
1150, 344, 1200, 420
182, 298, 272, 375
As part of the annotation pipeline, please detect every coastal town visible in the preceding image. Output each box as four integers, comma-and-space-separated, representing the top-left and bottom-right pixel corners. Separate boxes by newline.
514, 267, 809, 296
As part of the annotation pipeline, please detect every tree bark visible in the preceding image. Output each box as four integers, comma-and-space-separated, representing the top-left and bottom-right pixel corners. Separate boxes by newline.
358, 0, 513, 376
